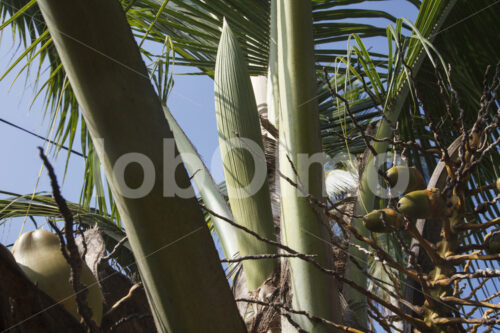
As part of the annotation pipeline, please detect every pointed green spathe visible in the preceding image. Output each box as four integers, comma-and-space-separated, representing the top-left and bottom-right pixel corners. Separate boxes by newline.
277, 1, 341, 331
214, 20, 277, 290
35, 1, 245, 331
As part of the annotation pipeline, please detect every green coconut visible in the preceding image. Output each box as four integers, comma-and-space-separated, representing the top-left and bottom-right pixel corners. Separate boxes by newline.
363, 208, 404, 233
484, 232, 500, 254
386, 166, 426, 194
496, 178, 500, 193
12, 230, 102, 325
397, 188, 444, 219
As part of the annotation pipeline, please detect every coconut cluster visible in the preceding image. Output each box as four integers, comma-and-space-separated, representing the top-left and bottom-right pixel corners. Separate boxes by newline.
363, 169, 500, 262
363, 166, 446, 233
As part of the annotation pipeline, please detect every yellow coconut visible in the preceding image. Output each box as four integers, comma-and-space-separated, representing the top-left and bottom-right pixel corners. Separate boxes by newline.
496, 178, 500, 193
386, 166, 426, 194
12, 230, 102, 325
397, 188, 444, 219
363, 208, 404, 233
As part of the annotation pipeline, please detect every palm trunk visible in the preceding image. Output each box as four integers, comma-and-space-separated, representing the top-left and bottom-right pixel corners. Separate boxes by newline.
36, 1, 245, 331
277, 1, 341, 331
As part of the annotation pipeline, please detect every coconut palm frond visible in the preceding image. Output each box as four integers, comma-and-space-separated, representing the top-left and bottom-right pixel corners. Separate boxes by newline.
0, 190, 137, 276
126, 0, 419, 75
0, 191, 124, 242
322, 0, 499, 161
127, 0, 270, 76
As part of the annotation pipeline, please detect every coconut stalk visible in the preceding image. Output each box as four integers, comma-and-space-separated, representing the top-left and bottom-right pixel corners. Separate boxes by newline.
403, 136, 461, 332
36, 1, 245, 331
277, 1, 341, 331
344, 0, 458, 326
214, 20, 277, 290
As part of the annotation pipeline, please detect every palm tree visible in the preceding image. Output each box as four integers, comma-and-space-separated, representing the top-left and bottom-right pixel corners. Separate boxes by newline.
0, 0, 498, 331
